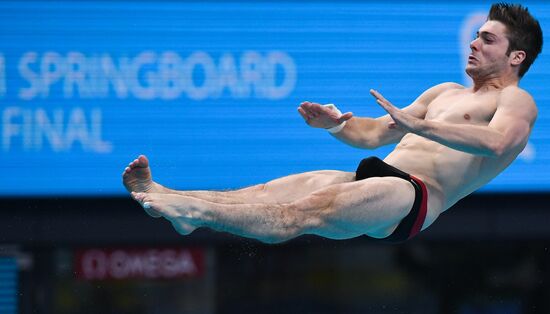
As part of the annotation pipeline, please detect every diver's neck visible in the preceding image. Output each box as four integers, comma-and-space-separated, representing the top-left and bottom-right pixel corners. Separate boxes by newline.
471, 75, 519, 92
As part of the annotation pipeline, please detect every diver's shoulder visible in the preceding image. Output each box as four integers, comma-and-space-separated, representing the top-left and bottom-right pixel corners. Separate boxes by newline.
500, 85, 535, 105
497, 86, 537, 119
501, 85, 532, 97
417, 82, 465, 105
427, 82, 466, 95
437, 82, 466, 90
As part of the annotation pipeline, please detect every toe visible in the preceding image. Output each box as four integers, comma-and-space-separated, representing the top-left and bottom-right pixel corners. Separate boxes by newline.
137, 155, 149, 167
170, 220, 194, 235
144, 208, 162, 218
131, 192, 143, 201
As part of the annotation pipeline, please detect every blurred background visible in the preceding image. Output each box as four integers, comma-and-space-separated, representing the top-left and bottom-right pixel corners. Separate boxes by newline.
1, 1, 550, 313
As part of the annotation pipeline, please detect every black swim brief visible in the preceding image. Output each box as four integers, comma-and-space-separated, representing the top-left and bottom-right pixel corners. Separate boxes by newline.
355, 156, 428, 243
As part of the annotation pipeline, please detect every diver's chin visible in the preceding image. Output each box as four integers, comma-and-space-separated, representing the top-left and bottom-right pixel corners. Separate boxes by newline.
465, 66, 478, 80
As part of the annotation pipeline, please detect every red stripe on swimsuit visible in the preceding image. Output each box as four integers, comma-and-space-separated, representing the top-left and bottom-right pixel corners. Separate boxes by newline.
408, 175, 428, 240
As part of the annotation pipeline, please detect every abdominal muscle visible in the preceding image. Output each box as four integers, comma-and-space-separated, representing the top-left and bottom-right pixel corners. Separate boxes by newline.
381, 134, 493, 228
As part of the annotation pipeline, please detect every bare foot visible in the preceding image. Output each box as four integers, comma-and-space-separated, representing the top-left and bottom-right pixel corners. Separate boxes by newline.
132, 192, 197, 235
122, 155, 163, 193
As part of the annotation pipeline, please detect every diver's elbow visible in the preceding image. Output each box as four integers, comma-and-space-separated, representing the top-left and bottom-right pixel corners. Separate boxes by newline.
488, 142, 507, 158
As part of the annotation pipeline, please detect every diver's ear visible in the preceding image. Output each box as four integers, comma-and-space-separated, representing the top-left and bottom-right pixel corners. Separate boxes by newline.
510, 50, 526, 66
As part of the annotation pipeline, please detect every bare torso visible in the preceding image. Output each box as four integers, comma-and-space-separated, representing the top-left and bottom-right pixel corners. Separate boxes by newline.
383, 84, 527, 220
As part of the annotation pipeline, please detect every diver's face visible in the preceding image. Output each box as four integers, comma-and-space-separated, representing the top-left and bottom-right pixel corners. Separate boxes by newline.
466, 20, 512, 79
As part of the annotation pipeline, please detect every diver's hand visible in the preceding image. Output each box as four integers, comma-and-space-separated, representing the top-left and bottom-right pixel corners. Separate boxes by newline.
370, 89, 419, 132
298, 101, 353, 129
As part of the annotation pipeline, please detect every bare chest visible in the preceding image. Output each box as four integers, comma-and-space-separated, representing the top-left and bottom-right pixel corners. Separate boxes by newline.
425, 92, 498, 125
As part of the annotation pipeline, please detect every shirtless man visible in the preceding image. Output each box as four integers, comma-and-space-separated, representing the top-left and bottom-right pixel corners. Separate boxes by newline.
123, 3, 543, 243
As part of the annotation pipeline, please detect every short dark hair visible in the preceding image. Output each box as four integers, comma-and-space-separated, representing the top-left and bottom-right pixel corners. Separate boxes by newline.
488, 2, 543, 77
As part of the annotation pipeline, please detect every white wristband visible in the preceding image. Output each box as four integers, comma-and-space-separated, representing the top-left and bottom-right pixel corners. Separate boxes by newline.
323, 103, 346, 134
326, 121, 347, 133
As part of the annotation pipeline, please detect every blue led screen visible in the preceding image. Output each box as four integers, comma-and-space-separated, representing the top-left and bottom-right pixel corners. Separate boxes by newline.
0, 258, 17, 314
1, 1, 549, 195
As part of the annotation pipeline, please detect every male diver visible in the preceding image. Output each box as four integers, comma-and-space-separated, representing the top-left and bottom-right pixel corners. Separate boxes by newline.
123, 3, 542, 244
